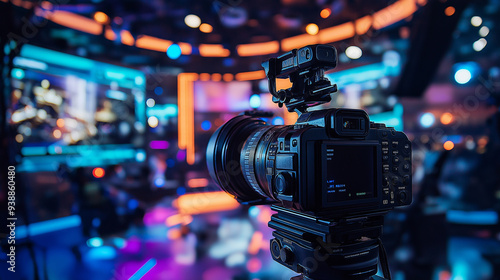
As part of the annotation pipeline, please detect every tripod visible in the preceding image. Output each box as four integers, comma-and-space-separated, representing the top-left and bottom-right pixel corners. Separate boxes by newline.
268, 206, 392, 280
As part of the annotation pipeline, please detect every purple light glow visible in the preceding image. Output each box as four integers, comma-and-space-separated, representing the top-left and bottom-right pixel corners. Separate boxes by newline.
150, 140, 170, 149
176, 150, 186, 161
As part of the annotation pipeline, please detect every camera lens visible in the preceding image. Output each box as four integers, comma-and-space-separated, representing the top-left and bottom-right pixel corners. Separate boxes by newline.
207, 115, 287, 203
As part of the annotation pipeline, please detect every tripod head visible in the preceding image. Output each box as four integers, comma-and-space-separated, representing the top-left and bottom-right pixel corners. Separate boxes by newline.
261, 45, 338, 115
269, 206, 392, 280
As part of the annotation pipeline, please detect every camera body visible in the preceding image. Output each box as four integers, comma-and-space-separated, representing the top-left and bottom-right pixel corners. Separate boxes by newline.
247, 108, 412, 218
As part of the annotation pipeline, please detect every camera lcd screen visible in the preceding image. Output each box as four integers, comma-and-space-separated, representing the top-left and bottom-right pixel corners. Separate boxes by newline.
324, 144, 376, 203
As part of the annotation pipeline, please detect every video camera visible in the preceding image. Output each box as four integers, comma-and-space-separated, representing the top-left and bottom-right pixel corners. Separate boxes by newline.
207, 44, 412, 280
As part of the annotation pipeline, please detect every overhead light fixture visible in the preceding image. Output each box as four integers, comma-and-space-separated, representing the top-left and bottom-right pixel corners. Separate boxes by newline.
345, 46, 362, 59
185, 14, 201, 28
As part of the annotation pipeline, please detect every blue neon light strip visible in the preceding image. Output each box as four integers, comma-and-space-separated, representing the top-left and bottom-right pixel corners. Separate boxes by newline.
16, 215, 81, 239
21, 146, 47, 156
129, 258, 157, 280
20, 45, 94, 71
326, 62, 401, 87
447, 210, 498, 225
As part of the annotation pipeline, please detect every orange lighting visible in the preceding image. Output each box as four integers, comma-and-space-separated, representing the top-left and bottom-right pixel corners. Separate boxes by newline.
46, 10, 102, 35
199, 73, 211, 81
199, 23, 213, 33
56, 118, 65, 128
167, 228, 182, 240
174, 191, 240, 215
248, 231, 263, 254
120, 30, 135, 46
177, 73, 198, 164
92, 167, 105, 178
306, 23, 319, 35
443, 141, 454, 151
281, 33, 319, 51
318, 22, 355, 44
235, 70, 266, 81
211, 73, 222, 82
178, 42, 193, 55
276, 78, 293, 91
165, 214, 193, 227
93, 11, 109, 24
372, 0, 417, 30
236, 41, 280, 57
444, 6, 455, 16
440, 113, 453, 125
136, 35, 172, 52
53, 129, 62, 139
187, 178, 209, 188
104, 27, 116, 41
355, 15, 372, 35
199, 44, 230, 57
283, 108, 298, 125
222, 73, 234, 82
41, 1, 53, 10
320, 8, 331, 18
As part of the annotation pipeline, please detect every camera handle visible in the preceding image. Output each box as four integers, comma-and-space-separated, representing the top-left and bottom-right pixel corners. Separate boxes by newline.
268, 205, 392, 280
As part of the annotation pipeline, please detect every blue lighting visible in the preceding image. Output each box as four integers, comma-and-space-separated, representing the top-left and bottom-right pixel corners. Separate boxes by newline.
135, 151, 146, 162
453, 62, 480, 85
249, 94, 261, 108
447, 210, 498, 225
419, 112, 435, 128
112, 237, 127, 249
154, 87, 163, 95
87, 237, 103, 247
167, 44, 182, 59
86, 246, 117, 260
272, 117, 284, 125
201, 120, 212, 131
154, 177, 165, 188
11, 68, 25, 79
129, 258, 157, 280
177, 186, 186, 196
128, 199, 139, 210
167, 158, 176, 167
249, 206, 260, 218
17, 215, 81, 239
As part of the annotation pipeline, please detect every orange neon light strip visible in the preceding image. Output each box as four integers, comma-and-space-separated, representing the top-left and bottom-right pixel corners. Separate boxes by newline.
165, 214, 193, 227
187, 178, 209, 188
237, 41, 280, 56
120, 30, 135, 46
177, 73, 198, 164
135, 35, 172, 52
281, 33, 320, 52
46, 10, 102, 35
318, 22, 355, 44
235, 70, 266, 81
177, 42, 193, 55
355, 15, 373, 35
104, 26, 116, 41
174, 191, 240, 215
372, 0, 418, 30
199, 44, 230, 57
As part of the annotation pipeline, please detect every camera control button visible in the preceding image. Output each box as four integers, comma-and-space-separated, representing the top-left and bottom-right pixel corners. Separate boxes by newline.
280, 247, 294, 264
275, 172, 293, 194
403, 162, 410, 171
383, 164, 390, 173
398, 191, 407, 203
382, 155, 389, 162
403, 175, 410, 185
393, 157, 400, 164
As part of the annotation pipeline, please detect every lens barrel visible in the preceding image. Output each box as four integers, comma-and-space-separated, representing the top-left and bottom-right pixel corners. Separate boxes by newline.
207, 115, 286, 204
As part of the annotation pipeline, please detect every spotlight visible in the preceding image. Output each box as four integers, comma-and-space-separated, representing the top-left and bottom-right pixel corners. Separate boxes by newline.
471, 16, 482, 27
306, 23, 319, 35
345, 46, 362, 59
479, 26, 489, 37
185, 14, 201, 28
199, 23, 213, 33
148, 116, 159, 128
146, 98, 155, 107
473, 38, 487, 52
452, 62, 479, 85
419, 112, 435, 128
94, 11, 109, 24
167, 44, 182, 59
249, 94, 261, 108
92, 167, 105, 178
443, 141, 454, 151
320, 8, 331, 18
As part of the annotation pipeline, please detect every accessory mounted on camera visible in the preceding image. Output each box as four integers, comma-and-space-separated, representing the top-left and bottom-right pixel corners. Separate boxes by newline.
262, 44, 338, 115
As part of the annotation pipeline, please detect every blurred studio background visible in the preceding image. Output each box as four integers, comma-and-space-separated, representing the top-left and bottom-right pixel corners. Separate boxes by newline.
1, 0, 500, 279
